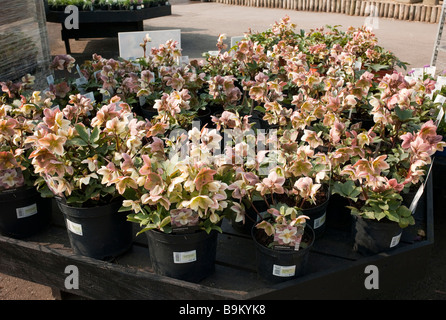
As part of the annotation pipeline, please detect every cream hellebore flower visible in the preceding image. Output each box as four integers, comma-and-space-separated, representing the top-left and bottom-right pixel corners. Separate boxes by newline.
181, 195, 214, 213
37, 133, 67, 156
81, 154, 98, 171
274, 225, 298, 245
46, 176, 73, 196
293, 177, 321, 202
122, 199, 142, 214
77, 173, 99, 188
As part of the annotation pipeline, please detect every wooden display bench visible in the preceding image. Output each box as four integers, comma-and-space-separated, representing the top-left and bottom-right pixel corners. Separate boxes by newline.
0, 162, 436, 300
44, 2, 172, 54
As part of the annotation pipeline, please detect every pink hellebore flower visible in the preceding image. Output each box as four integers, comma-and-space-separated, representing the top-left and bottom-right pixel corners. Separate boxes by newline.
257, 170, 285, 195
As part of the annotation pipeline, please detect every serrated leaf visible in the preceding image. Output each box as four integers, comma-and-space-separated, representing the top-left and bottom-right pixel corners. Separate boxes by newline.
75, 123, 90, 142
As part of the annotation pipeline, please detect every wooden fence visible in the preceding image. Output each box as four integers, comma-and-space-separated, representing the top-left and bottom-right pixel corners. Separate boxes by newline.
210, 0, 443, 23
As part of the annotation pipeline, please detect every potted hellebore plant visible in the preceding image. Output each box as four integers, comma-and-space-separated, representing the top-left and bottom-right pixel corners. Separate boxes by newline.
252, 203, 314, 283
332, 154, 416, 255
212, 110, 266, 234
212, 111, 321, 282
27, 95, 145, 260
102, 123, 233, 282
0, 89, 52, 238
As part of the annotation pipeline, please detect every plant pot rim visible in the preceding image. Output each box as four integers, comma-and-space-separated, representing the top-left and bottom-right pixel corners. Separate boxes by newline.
0, 185, 33, 194
56, 197, 127, 219
0, 186, 38, 201
146, 227, 218, 244
352, 214, 403, 227
301, 195, 330, 212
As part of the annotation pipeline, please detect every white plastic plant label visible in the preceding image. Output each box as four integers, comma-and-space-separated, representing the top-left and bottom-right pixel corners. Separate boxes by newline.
272, 264, 296, 277
390, 232, 402, 248
436, 106, 444, 124
313, 212, 326, 229
425, 66, 436, 77
66, 219, 83, 236
411, 68, 424, 79
437, 76, 446, 86
46, 75, 54, 85
434, 94, 446, 104
409, 183, 425, 214
16, 203, 38, 219
173, 250, 197, 264
83, 92, 95, 102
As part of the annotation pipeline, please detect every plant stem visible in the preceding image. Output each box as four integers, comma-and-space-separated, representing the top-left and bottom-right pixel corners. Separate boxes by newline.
247, 196, 264, 220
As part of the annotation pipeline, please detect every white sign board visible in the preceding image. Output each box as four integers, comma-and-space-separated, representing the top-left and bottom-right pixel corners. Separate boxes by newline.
230, 36, 245, 48
118, 29, 181, 60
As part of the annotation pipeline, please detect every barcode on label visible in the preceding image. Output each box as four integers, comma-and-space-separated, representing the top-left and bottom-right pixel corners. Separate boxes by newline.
313, 212, 326, 229
16, 203, 38, 219
272, 264, 296, 277
173, 250, 197, 264
390, 233, 402, 248
66, 219, 83, 236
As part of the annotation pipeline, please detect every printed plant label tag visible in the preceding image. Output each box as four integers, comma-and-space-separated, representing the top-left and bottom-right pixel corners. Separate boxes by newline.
272, 264, 296, 277
272, 244, 294, 251
66, 219, 83, 236
437, 76, 446, 86
173, 250, 197, 264
434, 94, 446, 104
16, 203, 38, 219
436, 107, 444, 124
409, 183, 424, 214
46, 75, 54, 85
390, 232, 402, 248
83, 92, 95, 102
313, 212, 326, 229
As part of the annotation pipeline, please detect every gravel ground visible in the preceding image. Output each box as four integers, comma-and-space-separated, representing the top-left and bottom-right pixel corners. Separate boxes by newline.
0, 274, 54, 300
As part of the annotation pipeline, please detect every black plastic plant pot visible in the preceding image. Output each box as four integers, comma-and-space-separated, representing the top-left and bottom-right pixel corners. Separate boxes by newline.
325, 193, 352, 231
302, 197, 329, 239
57, 198, 133, 261
145, 228, 218, 283
352, 215, 403, 255
193, 106, 212, 129
251, 224, 315, 283
0, 187, 52, 239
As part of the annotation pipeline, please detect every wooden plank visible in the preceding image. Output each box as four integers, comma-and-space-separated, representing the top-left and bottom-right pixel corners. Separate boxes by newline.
250, 240, 433, 299
0, 229, 247, 300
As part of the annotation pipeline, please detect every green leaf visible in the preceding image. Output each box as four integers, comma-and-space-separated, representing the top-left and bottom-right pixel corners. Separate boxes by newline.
369, 64, 389, 72
386, 210, 400, 223
398, 205, 413, 218
332, 180, 361, 201
394, 106, 413, 122
68, 137, 88, 146
75, 124, 90, 142
254, 105, 266, 113
118, 205, 130, 213
159, 216, 171, 228
90, 126, 100, 143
